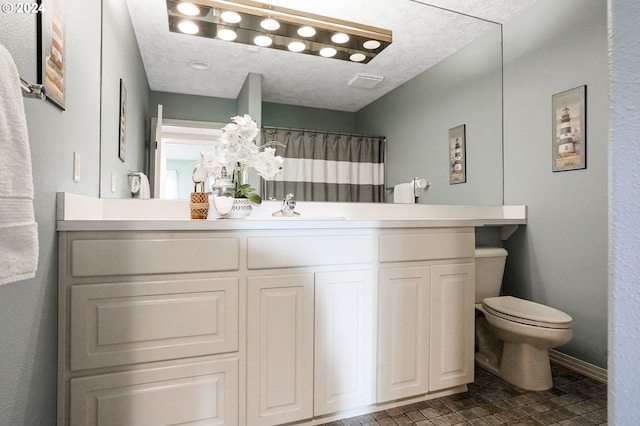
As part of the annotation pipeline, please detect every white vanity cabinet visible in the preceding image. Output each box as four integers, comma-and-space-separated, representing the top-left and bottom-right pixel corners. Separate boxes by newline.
377, 229, 476, 403
245, 231, 375, 426
58, 231, 241, 426
58, 224, 477, 426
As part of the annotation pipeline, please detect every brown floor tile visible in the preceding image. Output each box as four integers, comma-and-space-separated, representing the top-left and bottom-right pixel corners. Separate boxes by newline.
320, 364, 607, 426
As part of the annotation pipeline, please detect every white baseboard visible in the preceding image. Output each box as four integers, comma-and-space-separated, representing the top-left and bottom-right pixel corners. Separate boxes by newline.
549, 349, 607, 384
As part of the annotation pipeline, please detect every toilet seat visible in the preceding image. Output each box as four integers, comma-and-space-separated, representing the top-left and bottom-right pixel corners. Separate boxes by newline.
482, 296, 572, 329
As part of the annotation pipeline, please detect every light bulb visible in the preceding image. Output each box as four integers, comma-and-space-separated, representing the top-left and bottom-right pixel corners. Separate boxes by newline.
177, 20, 199, 35
177, 2, 200, 16
331, 33, 349, 44
349, 53, 366, 62
297, 26, 316, 37
363, 40, 381, 50
217, 29, 237, 41
288, 41, 305, 52
220, 11, 241, 23
320, 47, 337, 57
254, 35, 273, 47
260, 18, 280, 31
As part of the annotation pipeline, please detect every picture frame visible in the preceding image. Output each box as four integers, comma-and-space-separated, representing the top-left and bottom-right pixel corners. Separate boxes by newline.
118, 79, 127, 162
449, 124, 466, 184
37, 0, 65, 110
552, 85, 586, 172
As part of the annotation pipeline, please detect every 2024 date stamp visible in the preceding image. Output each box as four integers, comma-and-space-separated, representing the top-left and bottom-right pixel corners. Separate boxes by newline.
1, 2, 45, 13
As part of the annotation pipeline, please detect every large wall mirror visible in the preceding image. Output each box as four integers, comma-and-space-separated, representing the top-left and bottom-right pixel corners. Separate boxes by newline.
100, 0, 504, 205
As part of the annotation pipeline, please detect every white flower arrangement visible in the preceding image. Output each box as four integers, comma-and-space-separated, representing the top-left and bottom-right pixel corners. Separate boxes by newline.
195, 114, 283, 204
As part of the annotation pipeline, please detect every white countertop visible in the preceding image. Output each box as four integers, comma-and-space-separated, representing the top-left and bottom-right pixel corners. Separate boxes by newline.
56, 193, 527, 232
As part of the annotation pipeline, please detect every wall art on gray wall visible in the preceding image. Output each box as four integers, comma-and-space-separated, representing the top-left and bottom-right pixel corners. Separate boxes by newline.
37, 0, 65, 110
118, 79, 126, 162
552, 85, 586, 172
449, 124, 466, 184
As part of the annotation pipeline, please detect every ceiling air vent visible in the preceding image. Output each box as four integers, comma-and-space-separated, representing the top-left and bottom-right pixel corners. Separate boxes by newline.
348, 73, 384, 89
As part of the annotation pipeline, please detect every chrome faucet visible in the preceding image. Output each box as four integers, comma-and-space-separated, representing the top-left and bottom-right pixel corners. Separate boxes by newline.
272, 193, 300, 217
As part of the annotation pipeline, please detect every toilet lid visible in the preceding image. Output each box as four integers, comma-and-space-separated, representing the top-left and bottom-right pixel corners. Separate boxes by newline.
482, 296, 572, 329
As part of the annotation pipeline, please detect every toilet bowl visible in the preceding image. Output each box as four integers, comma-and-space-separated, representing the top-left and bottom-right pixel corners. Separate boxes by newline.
474, 248, 573, 391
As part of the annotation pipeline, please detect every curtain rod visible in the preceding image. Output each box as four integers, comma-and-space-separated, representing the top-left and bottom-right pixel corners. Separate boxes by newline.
262, 125, 385, 140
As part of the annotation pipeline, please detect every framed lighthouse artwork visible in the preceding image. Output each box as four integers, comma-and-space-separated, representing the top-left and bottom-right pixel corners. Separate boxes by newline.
552, 85, 586, 172
449, 124, 466, 184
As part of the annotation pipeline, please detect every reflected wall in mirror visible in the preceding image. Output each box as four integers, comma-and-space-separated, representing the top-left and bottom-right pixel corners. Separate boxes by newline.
100, 0, 504, 205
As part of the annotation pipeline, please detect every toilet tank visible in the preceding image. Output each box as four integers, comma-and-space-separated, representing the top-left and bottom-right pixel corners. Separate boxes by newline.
475, 247, 508, 304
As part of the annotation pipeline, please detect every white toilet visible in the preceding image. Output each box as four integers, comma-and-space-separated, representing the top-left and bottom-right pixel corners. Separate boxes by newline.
474, 247, 573, 391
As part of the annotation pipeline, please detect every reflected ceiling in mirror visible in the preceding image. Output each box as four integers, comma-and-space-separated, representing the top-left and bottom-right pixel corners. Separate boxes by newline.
125, 0, 534, 112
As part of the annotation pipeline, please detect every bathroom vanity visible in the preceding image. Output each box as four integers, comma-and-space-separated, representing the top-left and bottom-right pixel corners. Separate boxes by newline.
56, 193, 526, 426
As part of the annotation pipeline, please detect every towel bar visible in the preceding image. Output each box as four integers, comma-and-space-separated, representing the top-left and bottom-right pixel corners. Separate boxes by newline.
20, 77, 46, 100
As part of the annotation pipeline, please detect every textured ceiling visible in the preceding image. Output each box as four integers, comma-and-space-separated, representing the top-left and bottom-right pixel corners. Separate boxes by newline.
125, 0, 539, 112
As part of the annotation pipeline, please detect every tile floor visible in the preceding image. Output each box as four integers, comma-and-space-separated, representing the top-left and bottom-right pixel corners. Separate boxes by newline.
321, 364, 607, 426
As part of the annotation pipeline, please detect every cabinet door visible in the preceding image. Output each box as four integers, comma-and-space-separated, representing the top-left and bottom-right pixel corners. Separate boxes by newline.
314, 270, 375, 416
377, 267, 430, 402
429, 263, 475, 391
247, 274, 314, 426
69, 357, 238, 426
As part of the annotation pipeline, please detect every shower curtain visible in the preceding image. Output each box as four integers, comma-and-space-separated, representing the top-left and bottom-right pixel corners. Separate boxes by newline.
262, 128, 386, 202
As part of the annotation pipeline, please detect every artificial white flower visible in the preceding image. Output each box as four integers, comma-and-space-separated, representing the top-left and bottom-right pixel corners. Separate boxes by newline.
195, 114, 284, 204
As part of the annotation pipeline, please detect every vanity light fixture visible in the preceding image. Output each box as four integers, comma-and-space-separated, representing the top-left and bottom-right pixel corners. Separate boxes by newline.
166, 0, 392, 64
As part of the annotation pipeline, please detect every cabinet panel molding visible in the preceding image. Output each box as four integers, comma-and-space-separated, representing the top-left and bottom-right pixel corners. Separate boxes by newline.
69, 357, 238, 426
70, 277, 238, 370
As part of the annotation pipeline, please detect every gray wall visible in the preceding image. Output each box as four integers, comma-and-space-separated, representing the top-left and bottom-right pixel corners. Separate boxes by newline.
263, 102, 356, 133
609, 0, 640, 421
356, 27, 503, 205
100, 0, 150, 198
502, 0, 608, 368
149, 91, 237, 122
0, 0, 102, 424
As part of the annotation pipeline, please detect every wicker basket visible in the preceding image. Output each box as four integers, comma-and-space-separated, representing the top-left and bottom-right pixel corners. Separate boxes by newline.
190, 192, 209, 220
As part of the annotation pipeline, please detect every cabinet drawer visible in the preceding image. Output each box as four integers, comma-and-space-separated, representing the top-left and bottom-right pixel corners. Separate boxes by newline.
70, 277, 238, 370
379, 230, 474, 263
69, 357, 238, 426
248, 234, 373, 269
70, 237, 239, 277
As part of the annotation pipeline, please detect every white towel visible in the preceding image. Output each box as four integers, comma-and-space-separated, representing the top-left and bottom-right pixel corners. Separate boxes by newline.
393, 182, 415, 204
0, 43, 39, 285
138, 172, 150, 199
